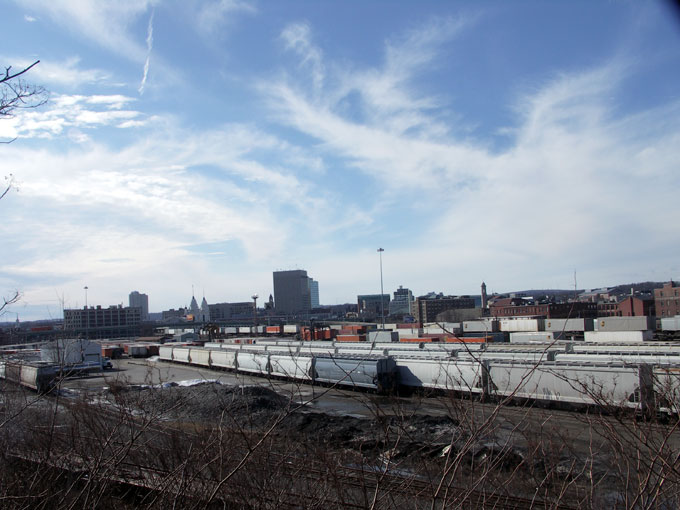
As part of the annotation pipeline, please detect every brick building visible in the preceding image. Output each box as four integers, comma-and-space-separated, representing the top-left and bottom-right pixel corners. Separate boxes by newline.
415, 295, 475, 323
655, 282, 680, 318
614, 296, 655, 317
490, 300, 597, 319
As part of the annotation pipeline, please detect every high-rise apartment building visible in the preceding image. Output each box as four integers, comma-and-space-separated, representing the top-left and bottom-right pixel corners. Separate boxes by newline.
273, 270, 314, 314
128, 291, 149, 320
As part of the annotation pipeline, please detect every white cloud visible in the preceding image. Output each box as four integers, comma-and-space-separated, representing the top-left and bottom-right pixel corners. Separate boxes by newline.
280, 22, 325, 92
261, 20, 680, 293
25, 57, 110, 88
15, 0, 155, 62
196, 0, 256, 35
24, 15, 36, 22
0, 93, 141, 140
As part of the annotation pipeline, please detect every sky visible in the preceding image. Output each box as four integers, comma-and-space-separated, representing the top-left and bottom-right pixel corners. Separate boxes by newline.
1, 1, 680, 321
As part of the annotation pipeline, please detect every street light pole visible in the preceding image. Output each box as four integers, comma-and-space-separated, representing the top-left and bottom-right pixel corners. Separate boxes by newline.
252, 294, 259, 331
378, 248, 385, 330
84, 286, 89, 340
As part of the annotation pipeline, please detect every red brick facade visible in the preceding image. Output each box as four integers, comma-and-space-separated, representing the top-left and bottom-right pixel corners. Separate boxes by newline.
655, 282, 680, 318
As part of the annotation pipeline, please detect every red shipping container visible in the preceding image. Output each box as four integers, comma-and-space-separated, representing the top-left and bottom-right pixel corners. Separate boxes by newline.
399, 337, 427, 343
398, 323, 421, 329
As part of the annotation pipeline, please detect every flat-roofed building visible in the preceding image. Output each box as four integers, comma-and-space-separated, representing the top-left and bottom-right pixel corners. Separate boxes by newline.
64, 305, 142, 339
358, 294, 390, 315
415, 294, 475, 323
273, 270, 313, 314
129, 291, 149, 320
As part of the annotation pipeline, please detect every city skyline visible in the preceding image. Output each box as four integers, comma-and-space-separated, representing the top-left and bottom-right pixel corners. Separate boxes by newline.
2, 1, 680, 321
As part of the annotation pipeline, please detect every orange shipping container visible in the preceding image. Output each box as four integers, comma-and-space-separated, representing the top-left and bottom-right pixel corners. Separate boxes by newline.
336, 334, 366, 342
444, 336, 488, 343
399, 337, 428, 343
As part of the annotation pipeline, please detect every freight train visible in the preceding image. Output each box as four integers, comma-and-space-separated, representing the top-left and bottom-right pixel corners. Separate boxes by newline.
159, 345, 397, 392
157, 345, 680, 413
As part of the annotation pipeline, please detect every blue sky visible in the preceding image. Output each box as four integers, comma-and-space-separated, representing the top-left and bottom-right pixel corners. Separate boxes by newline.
2, 1, 680, 321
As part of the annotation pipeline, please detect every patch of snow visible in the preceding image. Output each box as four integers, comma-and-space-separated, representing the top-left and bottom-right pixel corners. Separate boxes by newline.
176, 378, 224, 387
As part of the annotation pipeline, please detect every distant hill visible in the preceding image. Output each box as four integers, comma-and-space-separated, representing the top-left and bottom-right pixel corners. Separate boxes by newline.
501, 281, 666, 300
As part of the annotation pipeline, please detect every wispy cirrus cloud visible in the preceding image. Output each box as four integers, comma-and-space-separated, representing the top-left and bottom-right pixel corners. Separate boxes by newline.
260, 18, 680, 292
195, 0, 256, 35
280, 23, 325, 92
15, 0, 155, 62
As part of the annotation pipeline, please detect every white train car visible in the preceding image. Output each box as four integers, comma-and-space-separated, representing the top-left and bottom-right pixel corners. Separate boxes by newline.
554, 353, 680, 365
572, 343, 680, 354
159, 346, 174, 361
457, 351, 558, 363
395, 358, 485, 393
210, 349, 237, 369
269, 354, 313, 381
189, 348, 211, 367
235, 351, 269, 374
299, 346, 337, 355
172, 347, 192, 363
386, 349, 450, 359
486, 361, 650, 408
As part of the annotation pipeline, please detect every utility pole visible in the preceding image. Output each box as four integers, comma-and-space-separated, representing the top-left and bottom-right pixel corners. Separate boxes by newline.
378, 248, 385, 330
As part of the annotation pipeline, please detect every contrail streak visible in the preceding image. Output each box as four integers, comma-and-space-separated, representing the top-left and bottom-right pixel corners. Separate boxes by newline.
139, 9, 154, 95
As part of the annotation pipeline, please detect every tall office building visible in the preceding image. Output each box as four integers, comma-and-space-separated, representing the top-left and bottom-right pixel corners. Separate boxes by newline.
310, 279, 320, 309
389, 286, 413, 316
273, 270, 314, 314
129, 291, 149, 320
